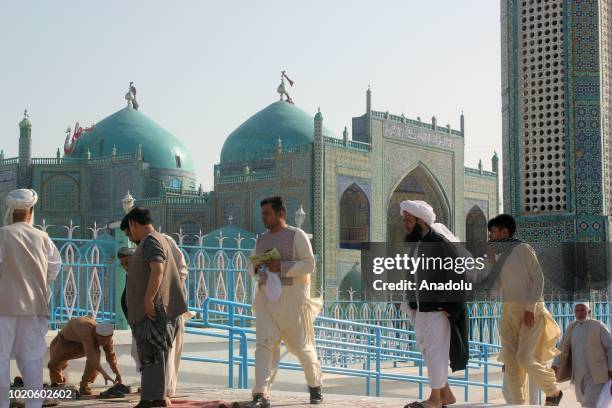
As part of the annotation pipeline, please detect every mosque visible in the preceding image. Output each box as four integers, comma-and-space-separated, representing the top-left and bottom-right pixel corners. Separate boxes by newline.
0, 78, 499, 298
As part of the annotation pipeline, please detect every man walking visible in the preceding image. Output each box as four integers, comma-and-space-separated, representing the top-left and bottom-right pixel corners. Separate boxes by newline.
246, 196, 323, 408
486, 214, 563, 405
0, 189, 61, 408
552, 302, 612, 407
400, 200, 468, 408
125, 208, 187, 408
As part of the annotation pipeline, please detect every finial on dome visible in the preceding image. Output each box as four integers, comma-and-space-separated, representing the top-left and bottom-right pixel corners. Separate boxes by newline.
277, 71, 295, 104
125, 82, 139, 110
19, 109, 32, 128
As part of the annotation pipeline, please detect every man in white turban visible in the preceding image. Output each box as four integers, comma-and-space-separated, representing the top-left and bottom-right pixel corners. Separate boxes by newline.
399, 200, 468, 408
0, 189, 61, 408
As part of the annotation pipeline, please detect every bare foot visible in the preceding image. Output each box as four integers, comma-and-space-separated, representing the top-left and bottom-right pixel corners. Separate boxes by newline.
422, 399, 445, 408
440, 385, 456, 405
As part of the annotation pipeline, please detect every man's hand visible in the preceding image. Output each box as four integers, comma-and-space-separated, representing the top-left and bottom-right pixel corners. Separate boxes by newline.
266, 260, 281, 273
523, 310, 535, 327
114, 374, 122, 385
145, 298, 156, 320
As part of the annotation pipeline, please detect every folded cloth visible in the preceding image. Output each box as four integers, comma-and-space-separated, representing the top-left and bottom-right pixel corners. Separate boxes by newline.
263, 270, 282, 302
250, 248, 283, 302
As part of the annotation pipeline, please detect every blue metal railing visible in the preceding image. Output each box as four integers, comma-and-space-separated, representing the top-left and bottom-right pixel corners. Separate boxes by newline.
184, 298, 504, 402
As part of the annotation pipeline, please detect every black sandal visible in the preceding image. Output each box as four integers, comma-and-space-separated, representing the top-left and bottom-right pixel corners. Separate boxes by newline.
544, 390, 563, 406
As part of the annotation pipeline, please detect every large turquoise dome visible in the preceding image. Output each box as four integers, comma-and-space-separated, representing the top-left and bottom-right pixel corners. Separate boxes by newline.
68, 107, 195, 173
220, 101, 335, 163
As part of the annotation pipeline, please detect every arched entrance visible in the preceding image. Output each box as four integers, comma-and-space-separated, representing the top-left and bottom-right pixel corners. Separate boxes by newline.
339, 183, 370, 249
465, 205, 487, 256
387, 166, 450, 242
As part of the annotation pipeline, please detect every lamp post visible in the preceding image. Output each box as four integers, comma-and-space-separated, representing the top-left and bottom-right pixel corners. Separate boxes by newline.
122, 190, 135, 214
113, 190, 135, 330
295, 205, 306, 229
295, 204, 313, 239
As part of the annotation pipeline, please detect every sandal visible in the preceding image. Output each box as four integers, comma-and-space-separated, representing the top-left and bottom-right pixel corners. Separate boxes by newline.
544, 390, 563, 406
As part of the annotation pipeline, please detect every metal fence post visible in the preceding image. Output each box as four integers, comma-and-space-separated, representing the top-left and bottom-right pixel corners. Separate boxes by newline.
375, 328, 381, 397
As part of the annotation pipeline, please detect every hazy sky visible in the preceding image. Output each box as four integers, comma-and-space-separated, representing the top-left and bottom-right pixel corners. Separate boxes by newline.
0, 0, 501, 190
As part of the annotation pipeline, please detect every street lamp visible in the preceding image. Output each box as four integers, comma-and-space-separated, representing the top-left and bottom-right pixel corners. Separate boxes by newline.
295, 205, 306, 230
122, 190, 135, 214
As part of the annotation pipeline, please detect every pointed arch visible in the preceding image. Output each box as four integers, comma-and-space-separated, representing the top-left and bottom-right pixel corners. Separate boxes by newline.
339, 183, 370, 249
466, 205, 487, 256
387, 162, 451, 242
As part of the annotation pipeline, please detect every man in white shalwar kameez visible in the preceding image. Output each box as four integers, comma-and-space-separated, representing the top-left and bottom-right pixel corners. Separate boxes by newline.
552, 302, 612, 407
246, 196, 323, 408
400, 200, 469, 408
0, 189, 61, 408
486, 214, 563, 405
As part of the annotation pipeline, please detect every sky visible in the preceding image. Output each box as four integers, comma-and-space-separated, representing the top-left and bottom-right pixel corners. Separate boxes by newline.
0, 0, 502, 191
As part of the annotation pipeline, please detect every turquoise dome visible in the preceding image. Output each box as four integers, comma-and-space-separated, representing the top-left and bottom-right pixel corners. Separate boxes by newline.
68, 107, 195, 173
220, 101, 335, 163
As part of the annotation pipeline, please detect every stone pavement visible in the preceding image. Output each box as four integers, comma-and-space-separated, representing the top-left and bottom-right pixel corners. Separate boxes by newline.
9, 331, 581, 407
32, 386, 513, 407
22, 385, 580, 408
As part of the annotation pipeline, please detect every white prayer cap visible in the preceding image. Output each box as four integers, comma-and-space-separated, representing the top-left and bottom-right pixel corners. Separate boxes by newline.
399, 200, 436, 225
4, 189, 38, 226
95, 322, 114, 337
574, 301, 591, 310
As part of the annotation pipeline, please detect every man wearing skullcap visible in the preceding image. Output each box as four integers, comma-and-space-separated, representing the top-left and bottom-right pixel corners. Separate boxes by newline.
399, 200, 468, 408
486, 214, 563, 405
0, 189, 61, 408
552, 301, 612, 407
47, 316, 121, 395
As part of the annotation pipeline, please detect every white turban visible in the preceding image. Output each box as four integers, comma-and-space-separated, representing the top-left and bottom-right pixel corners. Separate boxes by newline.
4, 189, 38, 226
95, 322, 114, 337
399, 199, 459, 242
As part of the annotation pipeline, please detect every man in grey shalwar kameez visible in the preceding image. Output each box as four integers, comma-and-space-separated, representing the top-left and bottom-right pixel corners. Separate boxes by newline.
552, 302, 612, 407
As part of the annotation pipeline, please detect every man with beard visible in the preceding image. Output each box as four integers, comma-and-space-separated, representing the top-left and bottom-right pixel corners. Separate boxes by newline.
400, 200, 468, 408
552, 302, 612, 407
0, 189, 61, 408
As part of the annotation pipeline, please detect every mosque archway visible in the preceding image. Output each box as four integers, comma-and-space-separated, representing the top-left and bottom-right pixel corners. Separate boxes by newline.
465, 205, 487, 256
339, 183, 370, 249
387, 165, 450, 242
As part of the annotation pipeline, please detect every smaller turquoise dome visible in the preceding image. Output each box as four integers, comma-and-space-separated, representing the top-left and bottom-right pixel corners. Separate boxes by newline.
220, 101, 335, 164
68, 107, 195, 173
